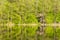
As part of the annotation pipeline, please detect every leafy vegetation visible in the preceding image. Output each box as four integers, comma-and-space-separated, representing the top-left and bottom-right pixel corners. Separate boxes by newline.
0, 0, 60, 40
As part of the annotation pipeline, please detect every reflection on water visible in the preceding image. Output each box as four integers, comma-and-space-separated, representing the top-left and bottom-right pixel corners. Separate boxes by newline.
0, 24, 60, 40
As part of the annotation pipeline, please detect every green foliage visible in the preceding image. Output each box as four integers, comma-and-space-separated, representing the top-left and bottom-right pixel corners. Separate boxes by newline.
23, 26, 37, 40
0, 25, 38, 40
1, 0, 60, 40
45, 13, 55, 23
0, 25, 22, 40
44, 26, 54, 37
56, 12, 60, 23
0, 0, 38, 40
37, 0, 53, 12
26, 13, 38, 23
56, 27, 60, 40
